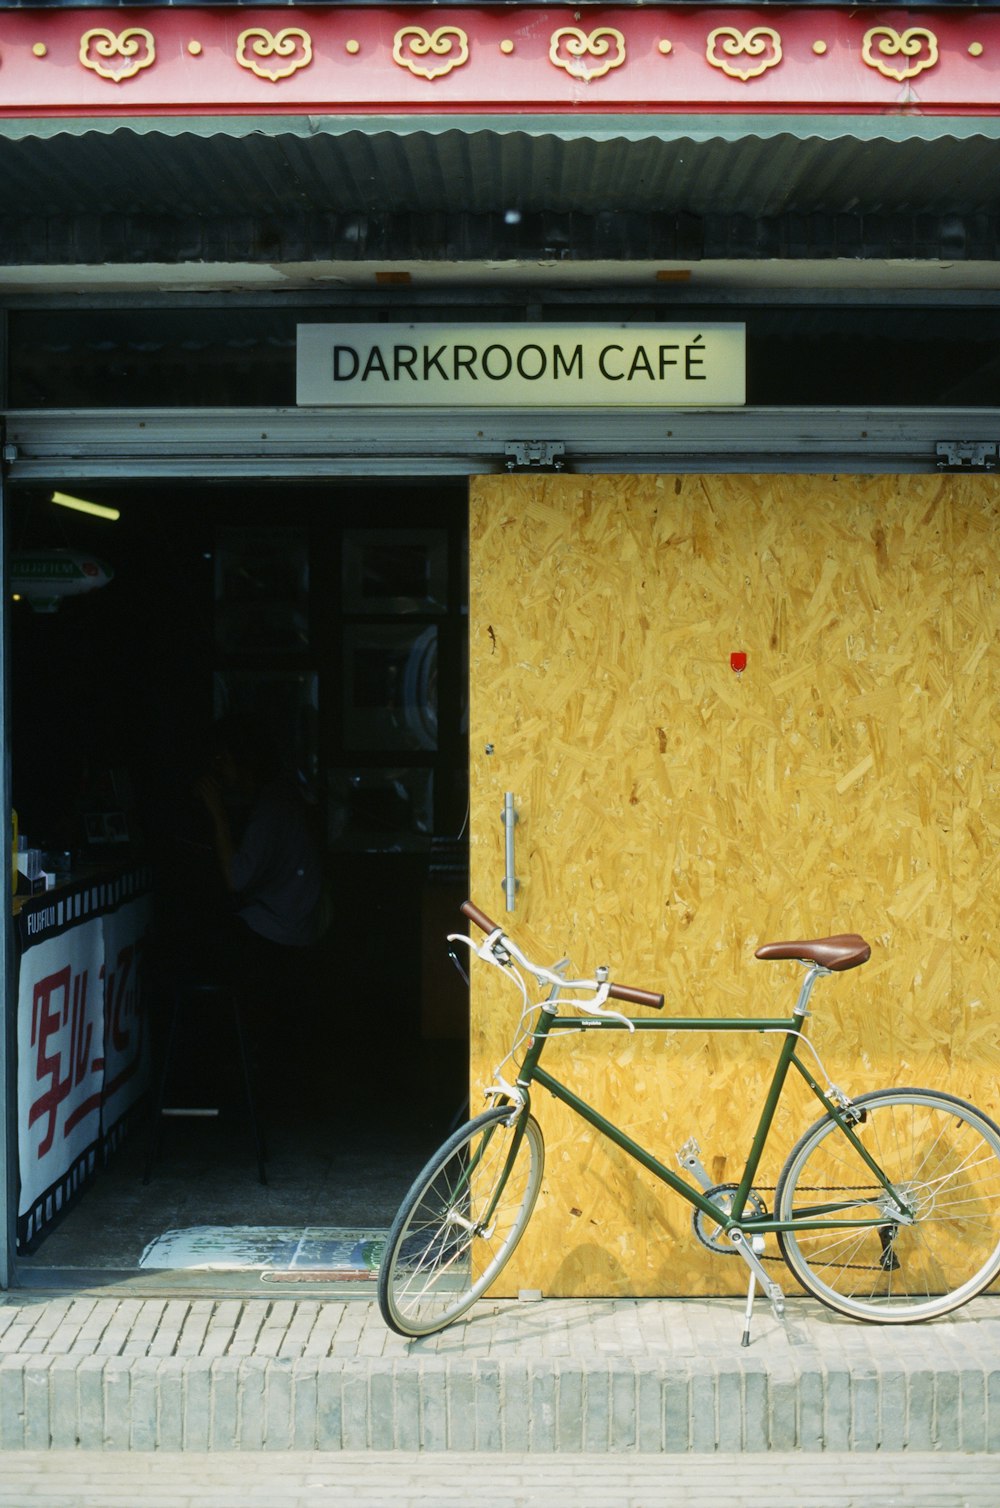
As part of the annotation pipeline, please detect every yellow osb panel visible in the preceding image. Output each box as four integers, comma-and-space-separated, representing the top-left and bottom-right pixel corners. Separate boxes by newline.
467, 473, 1000, 1298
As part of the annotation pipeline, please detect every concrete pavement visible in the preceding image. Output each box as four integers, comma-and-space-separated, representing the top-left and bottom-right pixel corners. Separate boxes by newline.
1, 1450, 999, 1507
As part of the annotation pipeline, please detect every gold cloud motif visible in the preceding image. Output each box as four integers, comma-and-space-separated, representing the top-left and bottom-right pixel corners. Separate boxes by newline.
706, 25, 782, 81
79, 27, 155, 83
236, 27, 313, 82
862, 26, 939, 82
393, 26, 469, 81
549, 27, 626, 82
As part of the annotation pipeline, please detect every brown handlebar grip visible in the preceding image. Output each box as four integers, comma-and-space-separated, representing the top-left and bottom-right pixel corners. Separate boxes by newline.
608, 982, 666, 1010
461, 900, 503, 935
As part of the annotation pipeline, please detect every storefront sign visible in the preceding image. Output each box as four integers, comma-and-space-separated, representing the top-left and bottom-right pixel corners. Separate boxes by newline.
297, 323, 746, 407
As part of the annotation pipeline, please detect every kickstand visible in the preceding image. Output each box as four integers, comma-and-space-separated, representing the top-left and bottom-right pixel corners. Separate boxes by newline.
741, 1263, 757, 1348
731, 1231, 782, 1348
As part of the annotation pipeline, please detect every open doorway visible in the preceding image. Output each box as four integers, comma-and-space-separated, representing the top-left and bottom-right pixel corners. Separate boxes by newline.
8, 478, 469, 1280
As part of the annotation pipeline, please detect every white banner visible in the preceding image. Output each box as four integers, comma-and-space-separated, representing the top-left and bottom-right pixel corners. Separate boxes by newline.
297, 323, 746, 408
101, 896, 152, 1139
18, 919, 105, 1237
16, 874, 153, 1248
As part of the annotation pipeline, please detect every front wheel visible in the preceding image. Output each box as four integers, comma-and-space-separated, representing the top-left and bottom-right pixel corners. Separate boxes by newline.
378, 1106, 545, 1337
776, 1087, 1000, 1322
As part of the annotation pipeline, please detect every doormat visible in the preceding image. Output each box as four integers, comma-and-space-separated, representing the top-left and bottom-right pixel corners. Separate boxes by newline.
139, 1225, 385, 1277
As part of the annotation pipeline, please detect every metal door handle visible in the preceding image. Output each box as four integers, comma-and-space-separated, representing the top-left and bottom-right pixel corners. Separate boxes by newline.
502, 791, 519, 911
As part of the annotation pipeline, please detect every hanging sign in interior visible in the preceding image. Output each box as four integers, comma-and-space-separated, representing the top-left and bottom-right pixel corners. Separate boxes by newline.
297, 323, 746, 407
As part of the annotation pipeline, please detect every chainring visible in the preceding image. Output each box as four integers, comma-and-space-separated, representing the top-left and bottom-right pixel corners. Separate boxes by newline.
692, 1184, 769, 1254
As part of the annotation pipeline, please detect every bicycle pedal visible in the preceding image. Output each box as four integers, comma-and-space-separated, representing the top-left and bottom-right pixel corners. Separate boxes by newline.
676, 1138, 713, 1191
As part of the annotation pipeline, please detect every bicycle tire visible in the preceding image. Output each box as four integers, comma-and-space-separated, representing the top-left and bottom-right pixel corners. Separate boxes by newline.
775, 1087, 1000, 1322
378, 1106, 545, 1337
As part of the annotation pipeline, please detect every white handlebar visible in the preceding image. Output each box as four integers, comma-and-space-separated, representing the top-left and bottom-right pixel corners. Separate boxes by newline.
447, 931, 636, 1029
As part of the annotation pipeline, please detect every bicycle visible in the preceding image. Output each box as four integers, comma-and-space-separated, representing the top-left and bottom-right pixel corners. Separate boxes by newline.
377, 900, 1000, 1343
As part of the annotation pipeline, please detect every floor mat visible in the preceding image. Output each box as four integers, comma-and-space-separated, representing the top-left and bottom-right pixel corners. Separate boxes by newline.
139, 1225, 385, 1275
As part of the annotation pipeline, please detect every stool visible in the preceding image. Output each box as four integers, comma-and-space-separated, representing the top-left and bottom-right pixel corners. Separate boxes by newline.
143, 978, 267, 1185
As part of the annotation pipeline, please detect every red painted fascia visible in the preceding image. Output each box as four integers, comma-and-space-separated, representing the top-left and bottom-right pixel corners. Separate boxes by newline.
0, 7, 996, 117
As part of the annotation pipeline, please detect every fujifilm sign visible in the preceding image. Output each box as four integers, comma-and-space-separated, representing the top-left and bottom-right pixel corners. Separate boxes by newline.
297, 324, 746, 408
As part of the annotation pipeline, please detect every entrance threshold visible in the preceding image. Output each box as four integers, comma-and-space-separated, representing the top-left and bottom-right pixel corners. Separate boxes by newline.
14, 1264, 378, 1301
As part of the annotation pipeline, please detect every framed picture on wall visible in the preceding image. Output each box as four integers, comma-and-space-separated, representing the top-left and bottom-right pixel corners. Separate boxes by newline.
342, 624, 438, 751
342, 529, 448, 615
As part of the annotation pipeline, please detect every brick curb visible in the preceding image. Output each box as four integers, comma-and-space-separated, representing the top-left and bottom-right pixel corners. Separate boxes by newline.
0, 1293, 997, 1452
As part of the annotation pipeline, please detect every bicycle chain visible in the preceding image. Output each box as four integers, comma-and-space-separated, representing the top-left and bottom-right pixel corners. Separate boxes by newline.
752, 1183, 899, 1273
755, 1184, 882, 1192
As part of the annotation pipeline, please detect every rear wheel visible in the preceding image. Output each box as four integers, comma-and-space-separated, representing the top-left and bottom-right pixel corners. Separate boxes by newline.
378, 1106, 544, 1337
776, 1088, 1000, 1322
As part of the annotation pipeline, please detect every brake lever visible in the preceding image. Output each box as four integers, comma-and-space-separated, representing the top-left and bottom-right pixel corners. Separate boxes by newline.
567, 983, 636, 1032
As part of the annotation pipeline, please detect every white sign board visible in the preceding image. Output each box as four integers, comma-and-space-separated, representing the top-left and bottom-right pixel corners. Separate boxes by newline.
17, 917, 105, 1239
297, 323, 745, 408
16, 875, 152, 1250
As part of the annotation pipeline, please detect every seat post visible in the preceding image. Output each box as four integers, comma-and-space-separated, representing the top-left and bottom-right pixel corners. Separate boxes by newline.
793, 963, 831, 1018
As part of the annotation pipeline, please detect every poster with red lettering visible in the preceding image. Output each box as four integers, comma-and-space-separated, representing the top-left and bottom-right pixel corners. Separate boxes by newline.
17, 915, 105, 1248
101, 896, 151, 1142
15, 872, 152, 1250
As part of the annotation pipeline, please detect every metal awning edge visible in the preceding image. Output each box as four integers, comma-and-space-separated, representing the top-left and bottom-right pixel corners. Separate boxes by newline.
3, 111, 1000, 146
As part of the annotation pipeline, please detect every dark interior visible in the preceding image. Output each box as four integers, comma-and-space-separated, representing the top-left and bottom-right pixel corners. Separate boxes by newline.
9, 478, 470, 1273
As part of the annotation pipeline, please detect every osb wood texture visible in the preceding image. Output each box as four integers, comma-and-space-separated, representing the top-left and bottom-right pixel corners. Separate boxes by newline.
468, 473, 1000, 1297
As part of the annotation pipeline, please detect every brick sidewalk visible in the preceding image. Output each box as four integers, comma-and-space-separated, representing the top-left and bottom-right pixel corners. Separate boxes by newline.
1, 1451, 999, 1507
0, 1290, 998, 1452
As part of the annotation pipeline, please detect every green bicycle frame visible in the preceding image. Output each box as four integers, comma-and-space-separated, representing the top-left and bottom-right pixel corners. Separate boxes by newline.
506, 969, 913, 1237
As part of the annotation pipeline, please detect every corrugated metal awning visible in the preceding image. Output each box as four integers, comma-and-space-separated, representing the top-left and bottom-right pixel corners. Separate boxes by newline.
4, 112, 1000, 215
1, 112, 999, 267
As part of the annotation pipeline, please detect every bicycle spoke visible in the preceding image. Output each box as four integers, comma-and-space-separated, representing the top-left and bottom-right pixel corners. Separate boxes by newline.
777, 1089, 1000, 1322
378, 1109, 545, 1337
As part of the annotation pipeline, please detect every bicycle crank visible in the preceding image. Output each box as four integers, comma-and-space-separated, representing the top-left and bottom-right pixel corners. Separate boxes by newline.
692, 1184, 768, 1254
